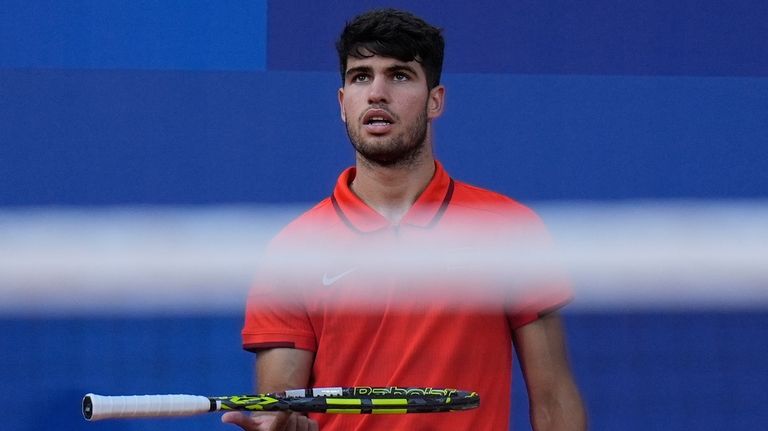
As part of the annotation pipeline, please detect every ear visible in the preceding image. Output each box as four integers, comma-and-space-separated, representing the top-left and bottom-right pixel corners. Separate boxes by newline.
427, 85, 445, 120
338, 87, 347, 123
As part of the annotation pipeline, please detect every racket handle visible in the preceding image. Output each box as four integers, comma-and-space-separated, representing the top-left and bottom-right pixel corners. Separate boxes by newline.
83, 393, 213, 421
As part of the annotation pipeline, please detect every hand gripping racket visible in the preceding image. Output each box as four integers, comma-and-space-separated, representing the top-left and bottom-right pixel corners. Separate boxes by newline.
83, 386, 479, 420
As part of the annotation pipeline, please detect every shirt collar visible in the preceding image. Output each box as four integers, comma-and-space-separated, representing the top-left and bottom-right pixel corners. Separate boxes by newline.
331, 161, 455, 233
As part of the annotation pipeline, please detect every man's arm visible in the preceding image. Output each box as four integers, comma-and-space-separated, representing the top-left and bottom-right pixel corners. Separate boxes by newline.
513, 312, 587, 431
222, 348, 316, 431
255, 348, 314, 393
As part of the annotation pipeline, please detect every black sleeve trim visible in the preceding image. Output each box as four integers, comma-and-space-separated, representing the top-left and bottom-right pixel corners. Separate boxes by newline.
243, 341, 296, 353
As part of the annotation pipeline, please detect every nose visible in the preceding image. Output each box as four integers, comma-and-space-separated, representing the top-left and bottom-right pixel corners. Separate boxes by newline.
367, 76, 389, 104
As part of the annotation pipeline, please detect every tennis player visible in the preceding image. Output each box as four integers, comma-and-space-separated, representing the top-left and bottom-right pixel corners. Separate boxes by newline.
224, 9, 586, 431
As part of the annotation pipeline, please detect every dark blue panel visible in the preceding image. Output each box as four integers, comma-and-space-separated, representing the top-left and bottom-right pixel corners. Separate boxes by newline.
436, 74, 768, 200
559, 312, 768, 430
2, 312, 767, 431
2, 70, 766, 205
267, 0, 768, 76
0, 69, 350, 205
0, 0, 267, 70
0, 316, 251, 431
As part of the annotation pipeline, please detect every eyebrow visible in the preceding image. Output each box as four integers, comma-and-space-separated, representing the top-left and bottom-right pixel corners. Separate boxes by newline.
387, 64, 419, 77
344, 65, 373, 80
344, 64, 421, 80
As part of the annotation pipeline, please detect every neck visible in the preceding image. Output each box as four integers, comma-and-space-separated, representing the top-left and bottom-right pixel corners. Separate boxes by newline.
351, 149, 436, 225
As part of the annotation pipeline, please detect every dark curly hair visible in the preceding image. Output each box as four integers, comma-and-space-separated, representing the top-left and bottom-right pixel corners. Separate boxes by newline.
336, 9, 444, 89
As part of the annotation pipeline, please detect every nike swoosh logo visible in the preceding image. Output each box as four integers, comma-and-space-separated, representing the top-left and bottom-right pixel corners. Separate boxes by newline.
322, 267, 358, 286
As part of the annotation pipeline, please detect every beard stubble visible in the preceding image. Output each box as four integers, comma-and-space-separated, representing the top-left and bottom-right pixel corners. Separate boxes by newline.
346, 107, 429, 168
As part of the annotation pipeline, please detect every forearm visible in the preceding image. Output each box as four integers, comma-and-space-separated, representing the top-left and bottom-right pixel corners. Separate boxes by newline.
530, 381, 586, 431
255, 348, 314, 393
223, 349, 317, 430
514, 313, 587, 431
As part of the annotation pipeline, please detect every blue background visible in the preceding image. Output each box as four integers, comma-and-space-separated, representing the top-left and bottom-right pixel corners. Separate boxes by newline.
1, 1, 767, 430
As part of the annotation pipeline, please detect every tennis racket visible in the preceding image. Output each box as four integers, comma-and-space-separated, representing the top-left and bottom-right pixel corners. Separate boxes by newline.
83, 386, 479, 420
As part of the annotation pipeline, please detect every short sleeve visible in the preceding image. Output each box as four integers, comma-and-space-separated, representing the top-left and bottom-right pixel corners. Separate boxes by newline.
506, 278, 573, 330
241, 247, 318, 352
502, 204, 574, 330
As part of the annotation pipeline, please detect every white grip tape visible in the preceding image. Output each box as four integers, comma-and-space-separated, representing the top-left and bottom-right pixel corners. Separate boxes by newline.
84, 393, 211, 420
311, 387, 343, 397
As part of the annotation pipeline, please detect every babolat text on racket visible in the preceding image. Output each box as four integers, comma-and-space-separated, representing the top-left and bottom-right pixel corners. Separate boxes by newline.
83, 386, 480, 420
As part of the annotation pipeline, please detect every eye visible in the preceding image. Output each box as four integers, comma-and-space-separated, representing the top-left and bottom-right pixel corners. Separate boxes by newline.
351, 73, 370, 83
393, 72, 409, 82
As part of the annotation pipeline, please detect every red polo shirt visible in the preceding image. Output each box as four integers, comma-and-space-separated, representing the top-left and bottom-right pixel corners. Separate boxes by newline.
242, 161, 571, 430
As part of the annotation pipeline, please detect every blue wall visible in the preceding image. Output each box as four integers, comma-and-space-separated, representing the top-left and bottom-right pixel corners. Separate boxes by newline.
1, 1, 767, 430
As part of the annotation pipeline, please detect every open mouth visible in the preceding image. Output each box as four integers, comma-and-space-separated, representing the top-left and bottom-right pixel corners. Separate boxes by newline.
365, 116, 392, 126
362, 109, 395, 129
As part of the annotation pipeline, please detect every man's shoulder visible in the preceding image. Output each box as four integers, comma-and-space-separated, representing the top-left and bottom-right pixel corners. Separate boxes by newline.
269, 197, 344, 245
450, 179, 541, 222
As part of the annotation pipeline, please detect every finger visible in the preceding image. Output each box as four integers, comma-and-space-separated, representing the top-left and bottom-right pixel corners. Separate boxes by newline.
293, 414, 319, 431
271, 411, 293, 431
294, 415, 307, 431
295, 415, 316, 431
221, 412, 255, 430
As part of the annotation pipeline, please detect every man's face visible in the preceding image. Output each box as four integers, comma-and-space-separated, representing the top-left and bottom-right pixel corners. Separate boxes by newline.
338, 54, 444, 167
